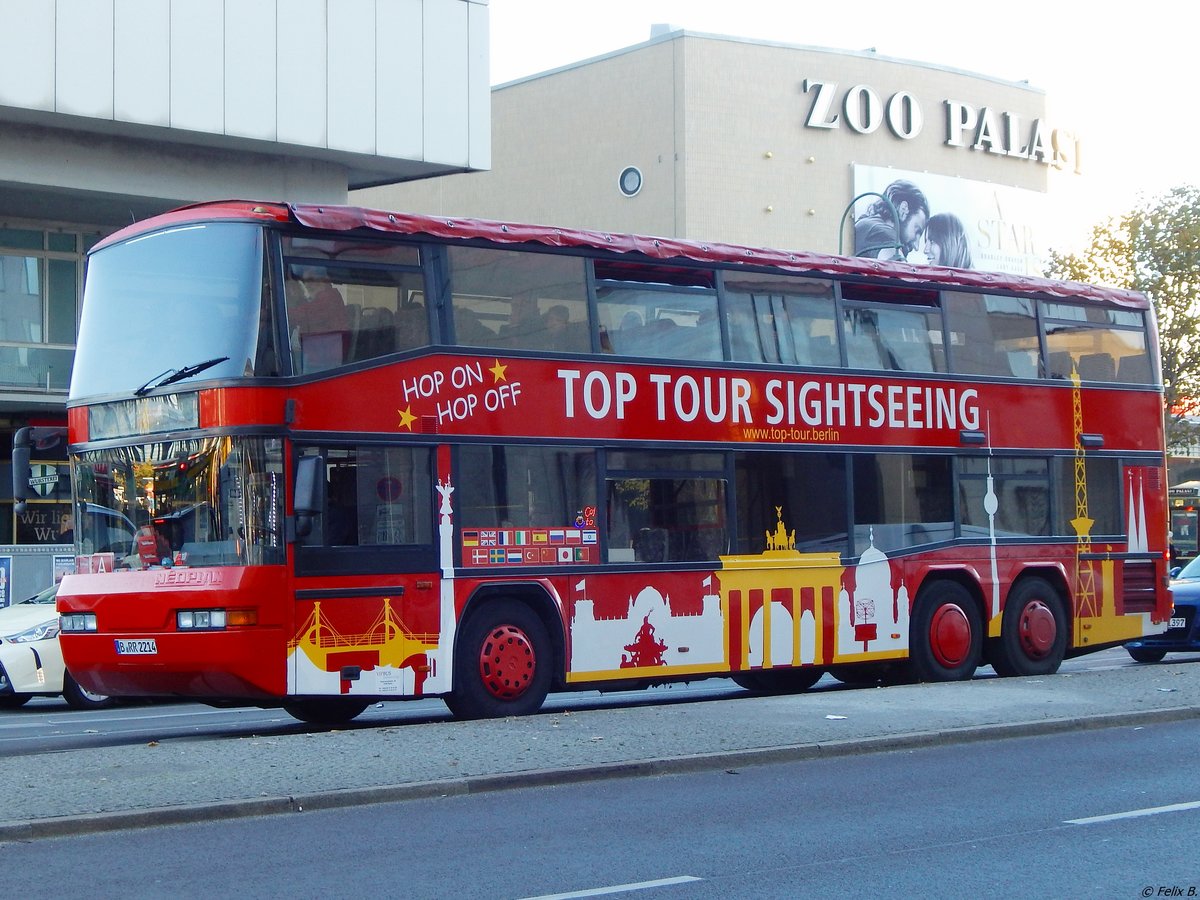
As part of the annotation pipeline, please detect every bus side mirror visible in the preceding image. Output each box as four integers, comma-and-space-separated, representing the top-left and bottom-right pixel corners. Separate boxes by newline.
12, 425, 66, 514
12, 430, 31, 514
293, 455, 323, 539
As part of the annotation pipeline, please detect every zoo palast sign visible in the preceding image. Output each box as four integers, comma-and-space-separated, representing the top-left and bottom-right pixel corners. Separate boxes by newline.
802, 79, 1081, 174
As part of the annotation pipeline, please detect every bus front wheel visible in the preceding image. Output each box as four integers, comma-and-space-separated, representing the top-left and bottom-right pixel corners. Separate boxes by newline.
909, 580, 982, 682
445, 600, 552, 720
989, 577, 1067, 677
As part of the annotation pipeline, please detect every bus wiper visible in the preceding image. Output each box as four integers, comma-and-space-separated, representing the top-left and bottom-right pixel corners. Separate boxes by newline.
133, 357, 229, 396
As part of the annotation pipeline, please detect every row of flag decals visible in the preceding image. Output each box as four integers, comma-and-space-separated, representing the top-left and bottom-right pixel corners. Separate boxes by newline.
461, 528, 596, 565
461, 529, 597, 547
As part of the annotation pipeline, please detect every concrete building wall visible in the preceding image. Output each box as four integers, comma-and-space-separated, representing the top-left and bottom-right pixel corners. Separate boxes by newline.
0, 0, 491, 224
359, 31, 1068, 256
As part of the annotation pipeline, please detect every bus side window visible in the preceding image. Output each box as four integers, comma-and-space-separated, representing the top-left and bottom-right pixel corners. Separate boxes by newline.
295, 446, 434, 553
853, 454, 953, 553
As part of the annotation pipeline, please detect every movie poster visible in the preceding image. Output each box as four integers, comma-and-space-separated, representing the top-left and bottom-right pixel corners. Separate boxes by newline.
850, 165, 1049, 276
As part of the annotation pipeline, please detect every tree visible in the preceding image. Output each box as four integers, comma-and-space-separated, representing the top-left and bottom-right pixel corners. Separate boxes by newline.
1046, 185, 1200, 453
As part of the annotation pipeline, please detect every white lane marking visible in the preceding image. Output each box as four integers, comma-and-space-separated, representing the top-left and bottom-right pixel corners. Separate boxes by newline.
1066, 800, 1200, 825
520, 875, 703, 899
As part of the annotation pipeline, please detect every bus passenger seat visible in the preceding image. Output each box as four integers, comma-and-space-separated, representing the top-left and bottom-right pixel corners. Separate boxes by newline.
354, 306, 395, 359
1046, 351, 1074, 379
1117, 354, 1152, 384
634, 527, 668, 563
394, 303, 429, 350
1077, 352, 1116, 382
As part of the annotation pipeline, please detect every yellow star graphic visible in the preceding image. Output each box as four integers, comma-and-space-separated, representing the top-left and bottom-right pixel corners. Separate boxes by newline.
398, 406, 417, 431
490, 359, 508, 382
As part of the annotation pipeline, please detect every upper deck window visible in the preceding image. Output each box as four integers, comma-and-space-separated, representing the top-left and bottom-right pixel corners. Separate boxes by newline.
72, 223, 268, 399
723, 274, 838, 367
445, 247, 589, 353
841, 302, 945, 373
283, 236, 426, 375
1040, 301, 1151, 384
596, 283, 720, 361
943, 292, 1040, 378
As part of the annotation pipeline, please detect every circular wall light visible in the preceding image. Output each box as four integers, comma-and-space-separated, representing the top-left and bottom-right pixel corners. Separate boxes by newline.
618, 166, 643, 197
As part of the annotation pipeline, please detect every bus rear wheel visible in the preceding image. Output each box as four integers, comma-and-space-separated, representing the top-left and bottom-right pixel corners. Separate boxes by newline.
731, 667, 823, 694
283, 699, 370, 725
445, 601, 552, 720
989, 577, 1067, 677
910, 580, 982, 682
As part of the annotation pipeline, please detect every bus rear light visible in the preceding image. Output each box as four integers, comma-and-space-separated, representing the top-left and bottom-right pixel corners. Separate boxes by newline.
176, 608, 257, 630
60, 613, 97, 632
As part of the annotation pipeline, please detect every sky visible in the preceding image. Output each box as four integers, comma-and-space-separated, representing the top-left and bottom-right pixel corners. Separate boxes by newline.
488, 0, 1198, 242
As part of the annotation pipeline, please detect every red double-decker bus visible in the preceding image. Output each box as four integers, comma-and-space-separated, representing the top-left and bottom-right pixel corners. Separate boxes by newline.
15, 200, 1170, 723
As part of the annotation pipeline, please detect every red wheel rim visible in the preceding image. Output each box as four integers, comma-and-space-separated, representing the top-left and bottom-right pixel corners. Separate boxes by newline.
1017, 600, 1056, 659
478, 624, 536, 700
929, 604, 971, 668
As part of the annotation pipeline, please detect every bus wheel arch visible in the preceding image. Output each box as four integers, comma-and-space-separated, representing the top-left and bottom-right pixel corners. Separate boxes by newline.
447, 586, 560, 720
989, 572, 1068, 677
909, 575, 984, 682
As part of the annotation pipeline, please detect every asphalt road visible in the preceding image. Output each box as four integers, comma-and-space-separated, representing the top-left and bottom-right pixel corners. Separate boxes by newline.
0, 647, 1198, 843
2, 719, 1198, 899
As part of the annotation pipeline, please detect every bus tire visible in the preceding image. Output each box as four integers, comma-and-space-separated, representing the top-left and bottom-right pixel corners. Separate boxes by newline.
827, 662, 914, 686
62, 671, 114, 710
989, 577, 1068, 677
909, 580, 982, 682
731, 667, 823, 694
1126, 647, 1167, 664
445, 600, 551, 720
0, 693, 31, 709
282, 699, 370, 725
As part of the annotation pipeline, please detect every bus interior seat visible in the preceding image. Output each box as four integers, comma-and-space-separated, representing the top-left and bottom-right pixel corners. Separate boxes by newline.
394, 303, 428, 351
634, 527, 668, 563
1077, 352, 1116, 382
1046, 351, 1074, 379
1007, 349, 1038, 379
354, 306, 395, 359
806, 334, 838, 366
1117, 354, 1152, 383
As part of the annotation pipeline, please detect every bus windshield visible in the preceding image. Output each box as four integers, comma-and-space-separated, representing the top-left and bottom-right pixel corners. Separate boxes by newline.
73, 436, 284, 569
71, 222, 276, 398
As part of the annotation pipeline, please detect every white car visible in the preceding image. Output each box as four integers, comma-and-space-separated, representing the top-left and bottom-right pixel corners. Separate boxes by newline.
0, 584, 112, 710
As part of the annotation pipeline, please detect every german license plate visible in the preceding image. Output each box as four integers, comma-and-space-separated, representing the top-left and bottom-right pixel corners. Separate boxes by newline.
114, 638, 157, 655
1169, 616, 1186, 629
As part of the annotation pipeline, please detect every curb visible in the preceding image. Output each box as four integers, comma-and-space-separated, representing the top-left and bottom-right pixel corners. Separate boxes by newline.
3, 704, 1197, 842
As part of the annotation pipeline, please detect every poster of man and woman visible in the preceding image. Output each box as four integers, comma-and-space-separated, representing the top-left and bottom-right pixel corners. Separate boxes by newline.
850, 164, 1049, 277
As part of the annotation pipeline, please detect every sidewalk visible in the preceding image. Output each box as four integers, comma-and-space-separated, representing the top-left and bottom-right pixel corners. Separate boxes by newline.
3, 658, 1199, 841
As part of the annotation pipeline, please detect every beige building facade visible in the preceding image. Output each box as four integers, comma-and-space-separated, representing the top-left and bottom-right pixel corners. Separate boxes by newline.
358, 29, 1081, 261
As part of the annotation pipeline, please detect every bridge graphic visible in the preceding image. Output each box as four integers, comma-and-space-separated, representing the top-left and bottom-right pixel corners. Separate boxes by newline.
289, 598, 438, 692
